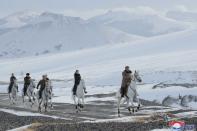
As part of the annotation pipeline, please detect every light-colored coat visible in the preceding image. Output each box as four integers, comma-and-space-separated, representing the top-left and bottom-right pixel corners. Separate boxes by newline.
121, 70, 133, 88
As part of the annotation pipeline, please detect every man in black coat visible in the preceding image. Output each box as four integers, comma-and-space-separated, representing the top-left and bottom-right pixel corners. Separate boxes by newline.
37, 75, 47, 99
8, 73, 16, 93
72, 70, 81, 95
23, 73, 31, 96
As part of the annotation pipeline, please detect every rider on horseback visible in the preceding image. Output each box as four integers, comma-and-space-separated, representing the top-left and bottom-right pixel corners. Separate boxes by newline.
37, 75, 47, 99
8, 73, 17, 93
73, 70, 87, 95
121, 66, 133, 97
23, 73, 31, 96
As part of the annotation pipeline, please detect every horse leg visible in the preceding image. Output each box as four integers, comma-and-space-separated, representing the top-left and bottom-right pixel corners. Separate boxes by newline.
126, 98, 132, 115
44, 102, 47, 112
49, 96, 53, 109
8, 93, 11, 103
73, 96, 79, 113
130, 97, 135, 113
22, 95, 25, 103
78, 98, 83, 109
28, 95, 32, 102
77, 99, 82, 112
136, 97, 141, 111
13, 92, 16, 104
81, 97, 85, 108
38, 99, 42, 112
46, 98, 49, 112
117, 97, 122, 117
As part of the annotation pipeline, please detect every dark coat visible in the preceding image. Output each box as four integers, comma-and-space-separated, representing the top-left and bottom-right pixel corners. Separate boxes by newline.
74, 73, 81, 85
37, 79, 46, 90
10, 76, 16, 83
24, 76, 31, 85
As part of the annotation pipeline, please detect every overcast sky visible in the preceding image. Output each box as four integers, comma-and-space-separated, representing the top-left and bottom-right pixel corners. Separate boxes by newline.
1, 0, 197, 18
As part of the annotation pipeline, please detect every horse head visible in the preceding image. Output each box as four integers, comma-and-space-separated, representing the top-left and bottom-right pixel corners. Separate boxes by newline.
134, 70, 142, 83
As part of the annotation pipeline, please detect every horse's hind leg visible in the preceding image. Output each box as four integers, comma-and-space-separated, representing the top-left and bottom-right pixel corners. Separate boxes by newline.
78, 99, 83, 109
117, 97, 122, 117
44, 103, 47, 112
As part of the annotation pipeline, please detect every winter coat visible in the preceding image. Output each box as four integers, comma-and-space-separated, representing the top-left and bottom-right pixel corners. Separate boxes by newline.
121, 70, 133, 88
74, 73, 81, 85
10, 76, 16, 83
37, 79, 46, 90
24, 76, 31, 85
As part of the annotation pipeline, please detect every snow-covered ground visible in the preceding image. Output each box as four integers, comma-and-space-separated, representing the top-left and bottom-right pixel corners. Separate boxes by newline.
0, 108, 70, 120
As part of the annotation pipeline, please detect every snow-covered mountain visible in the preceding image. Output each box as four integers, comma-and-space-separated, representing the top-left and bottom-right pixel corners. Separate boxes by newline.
0, 10, 196, 85
0, 29, 196, 84
0, 11, 39, 29
0, 12, 142, 58
89, 10, 189, 37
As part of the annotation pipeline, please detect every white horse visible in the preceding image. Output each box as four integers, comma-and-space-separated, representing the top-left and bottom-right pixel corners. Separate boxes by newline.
8, 80, 18, 104
117, 71, 142, 117
72, 79, 87, 113
22, 79, 36, 104
38, 80, 53, 112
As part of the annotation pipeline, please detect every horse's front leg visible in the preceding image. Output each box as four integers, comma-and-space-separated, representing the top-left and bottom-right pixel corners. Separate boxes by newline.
8, 93, 11, 101
50, 98, 53, 109
73, 95, 78, 113
44, 102, 48, 112
78, 98, 82, 111
135, 96, 141, 111
82, 97, 85, 108
28, 95, 32, 102
22, 94, 25, 103
129, 97, 136, 114
126, 98, 132, 114
38, 99, 42, 112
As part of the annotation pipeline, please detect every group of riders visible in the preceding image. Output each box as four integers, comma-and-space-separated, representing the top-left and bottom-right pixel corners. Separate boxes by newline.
8, 73, 50, 99
8, 66, 138, 100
